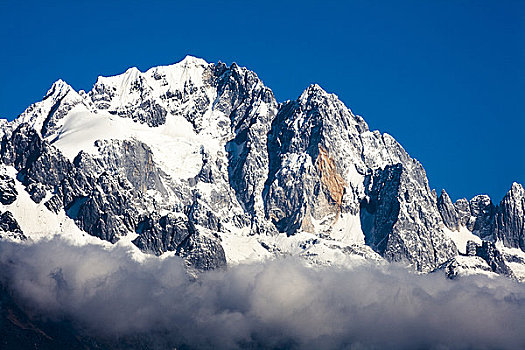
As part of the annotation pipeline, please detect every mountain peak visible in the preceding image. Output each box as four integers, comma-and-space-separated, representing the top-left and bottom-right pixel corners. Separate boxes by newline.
301, 83, 329, 98
178, 55, 208, 67
471, 194, 492, 204
94, 56, 209, 88
510, 182, 524, 193
44, 79, 73, 100
124, 66, 141, 75
440, 189, 451, 200
297, 84, 336, 110
502, 182, 525, 203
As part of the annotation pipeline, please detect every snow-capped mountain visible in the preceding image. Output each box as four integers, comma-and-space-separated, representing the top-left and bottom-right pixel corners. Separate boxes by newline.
0, 55, 524, 279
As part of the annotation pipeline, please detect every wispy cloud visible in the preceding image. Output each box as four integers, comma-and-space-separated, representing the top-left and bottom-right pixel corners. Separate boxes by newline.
1, 237, 524, 349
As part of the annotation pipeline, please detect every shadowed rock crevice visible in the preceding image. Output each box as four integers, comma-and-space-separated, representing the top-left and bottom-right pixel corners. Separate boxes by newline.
360, 164, 403, 256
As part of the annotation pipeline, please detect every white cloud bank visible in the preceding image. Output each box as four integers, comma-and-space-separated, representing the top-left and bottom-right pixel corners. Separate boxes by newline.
0, 237, 524, 350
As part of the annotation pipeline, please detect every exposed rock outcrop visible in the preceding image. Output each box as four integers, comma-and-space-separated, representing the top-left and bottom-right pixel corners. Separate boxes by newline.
437, 190, 459, 231
0, 174, 17, 205
495, 182, 525, 250
0, 211, 26, 240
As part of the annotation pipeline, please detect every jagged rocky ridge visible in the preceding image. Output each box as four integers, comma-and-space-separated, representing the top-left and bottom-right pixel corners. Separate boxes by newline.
436, 184, 525, 279
0, 56, 523, 277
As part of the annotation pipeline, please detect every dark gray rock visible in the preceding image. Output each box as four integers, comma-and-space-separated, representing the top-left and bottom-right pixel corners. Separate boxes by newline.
76, 139, 168, 196
195, 149, 216, 184
133, 210, 226, 270
0, 211, 26, 240
187, 198, 222, 233
45, 194, 63, 213
437, 189, 459, 231
453, 198, 471, 227
133, 213, 191, 255
475, 241, 514, 277
360, 164, 403, 256
361, 164, 457, 272
26, 182, 46, 203
466, 240, 478, 256
468, 195, 496, 239
494, 182, 525, 250
176, 229, 226, 270
1, 124, 74, 189
0, 174, 17, 205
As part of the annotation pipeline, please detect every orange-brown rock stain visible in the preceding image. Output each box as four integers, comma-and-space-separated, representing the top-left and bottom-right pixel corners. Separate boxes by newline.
317, 145, 347, 209
300, 210, 315, 232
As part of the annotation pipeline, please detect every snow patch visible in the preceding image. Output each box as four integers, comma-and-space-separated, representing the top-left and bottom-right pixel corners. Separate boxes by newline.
329, 212, 365, 245
444, 226, 482, 254
51, 105, 202, 179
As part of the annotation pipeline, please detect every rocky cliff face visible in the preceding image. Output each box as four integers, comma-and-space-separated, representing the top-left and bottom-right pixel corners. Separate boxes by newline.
0, 56, 522, 276
495, 183, 525, 250
437, 190, 460, 231
263, 84, 367, 236
436, 183, 525, 280
362, 163, 457, 272
438, 239, 516, 280
437, 183, 525, 250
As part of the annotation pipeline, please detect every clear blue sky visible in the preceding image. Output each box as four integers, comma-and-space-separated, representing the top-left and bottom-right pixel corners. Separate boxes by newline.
1, 0, 523, 202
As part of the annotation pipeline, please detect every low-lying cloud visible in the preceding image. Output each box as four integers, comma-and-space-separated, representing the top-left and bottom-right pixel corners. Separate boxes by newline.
1, 237, 524, 349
